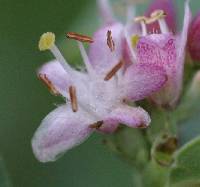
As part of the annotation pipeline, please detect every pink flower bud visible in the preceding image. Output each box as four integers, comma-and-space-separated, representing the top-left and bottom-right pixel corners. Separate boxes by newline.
188, 12, 200, 61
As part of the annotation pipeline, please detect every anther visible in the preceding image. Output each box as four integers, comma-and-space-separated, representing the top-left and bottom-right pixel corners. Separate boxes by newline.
134, 16, 148, 23
148, 9, 169, 34
38, 74, 59, 95
89, 121, 104, 129
38, 32, 55, 51
145, 10, 166, 24
107, 30, 115, 52
151, 10, 166, 19
131, 35, 140, 48
104, 60, 124, 81
66, 32, 94, 43
69, 86, 78, 112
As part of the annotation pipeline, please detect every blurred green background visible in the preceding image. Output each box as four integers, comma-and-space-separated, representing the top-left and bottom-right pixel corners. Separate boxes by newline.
0, 0, 199, 186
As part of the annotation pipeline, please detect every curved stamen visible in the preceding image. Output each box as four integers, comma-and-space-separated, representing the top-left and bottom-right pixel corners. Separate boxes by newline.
146, 10, 169, 34
134, 16, 148, 36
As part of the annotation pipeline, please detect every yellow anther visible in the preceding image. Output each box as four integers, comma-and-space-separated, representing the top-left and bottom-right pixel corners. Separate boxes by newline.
38, 32, 55, 51
134, 16, 148, 23
131, 35, 140, 48
145, 10, 166, 25
151, 9, 166, 18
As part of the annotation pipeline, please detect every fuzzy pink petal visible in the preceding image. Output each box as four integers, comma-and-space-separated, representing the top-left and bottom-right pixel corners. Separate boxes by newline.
121, 63, 167, 101
104, 105, 151, 128
38, 60, 72, 96
32, 105, 94, 162
89, 22, 124, 75
38, 60, 87, 97
188, 12, 200, 61
145, 0, 177, 33
136, 33, 177, 71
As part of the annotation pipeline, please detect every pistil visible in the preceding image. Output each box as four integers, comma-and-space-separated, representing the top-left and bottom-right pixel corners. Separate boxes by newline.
38, 32, 75, 78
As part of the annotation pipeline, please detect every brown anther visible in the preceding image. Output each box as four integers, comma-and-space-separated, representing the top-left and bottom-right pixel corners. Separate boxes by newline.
66, 32, 94, 43
38, 74, 59, 95
107, 30, 115, 52
138, 124, 147, 129
134, 16, 148, 23
89, 121, 104, 129
69, 86, 78, 112
104, 60, 124, 81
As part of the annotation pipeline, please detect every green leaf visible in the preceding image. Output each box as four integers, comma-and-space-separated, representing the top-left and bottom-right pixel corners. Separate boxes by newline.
0, 157, 12, 187
168, 136, 200, 186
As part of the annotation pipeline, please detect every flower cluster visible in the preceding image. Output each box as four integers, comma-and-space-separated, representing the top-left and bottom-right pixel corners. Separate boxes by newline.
32, 0, 196, 163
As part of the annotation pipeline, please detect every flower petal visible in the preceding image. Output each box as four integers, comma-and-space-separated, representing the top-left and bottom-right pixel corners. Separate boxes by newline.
98, 0, 115, 24
104, 105, 151, 128
171, 0, 191, 105
89, 22, 124, 75
188, 12, 200, 61
136, 33, 177, 71
38, 60, 88, 97
32, 105, 94, 162
145, 0, 177, 33
121, 63, 167, 101
38, 60, 71, 96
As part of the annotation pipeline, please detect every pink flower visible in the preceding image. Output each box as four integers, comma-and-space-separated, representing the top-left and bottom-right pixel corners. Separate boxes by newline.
32, 29, 166, 162
125, 0, 191, 107
188, 12, 200, 61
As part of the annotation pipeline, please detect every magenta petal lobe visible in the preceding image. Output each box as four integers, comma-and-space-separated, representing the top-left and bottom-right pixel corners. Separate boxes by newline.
122, 63, 167, 101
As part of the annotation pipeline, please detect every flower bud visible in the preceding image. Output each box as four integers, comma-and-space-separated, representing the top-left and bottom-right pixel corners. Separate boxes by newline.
188, 12, 200, 61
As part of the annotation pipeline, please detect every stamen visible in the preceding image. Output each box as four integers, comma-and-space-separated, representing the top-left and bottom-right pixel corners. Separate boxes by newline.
66, 32, 94, 43
107, 30, 115, 52
146, 10, 169, 34
38, 74, 59, 95
89, 121, 104, 129
134, 16, 148, 36
69, 86, 78, 112
104, 60, 124, 81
